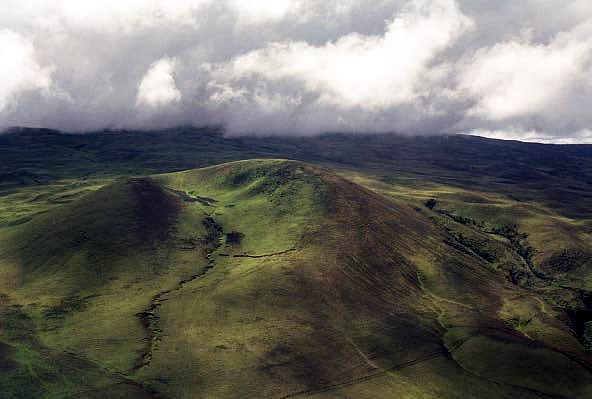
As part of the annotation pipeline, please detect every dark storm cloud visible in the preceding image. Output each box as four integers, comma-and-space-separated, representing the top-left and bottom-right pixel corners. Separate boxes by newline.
0, 0, 591, 142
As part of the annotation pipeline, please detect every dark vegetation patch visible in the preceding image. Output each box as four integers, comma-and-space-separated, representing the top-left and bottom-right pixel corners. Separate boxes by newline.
438, 208, 485, 229
442, 236, 477, 258
425, 198, 437, 210
541, 250, 592, 274
584, 322, 592, 351
47, 192, 83, 204
489, 224, 538, 276
567, 292, 592, 352
43, 294, 98, 319
0, 305, 37, 344
225, 231, 244, 245
131, 179, 180, 245
2, 215, 34, 227
201, 216, 223, 249
167, 188, 217, 206
0, 355, 46, 399
265, 345, 332, 391
0, 342, 17, 370
425, 202, 519, 274
427, 200, 536, 280
230, 248, 297, 259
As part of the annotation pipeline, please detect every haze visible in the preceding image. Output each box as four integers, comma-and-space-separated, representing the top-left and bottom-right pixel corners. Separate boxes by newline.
1, 0, 592, 143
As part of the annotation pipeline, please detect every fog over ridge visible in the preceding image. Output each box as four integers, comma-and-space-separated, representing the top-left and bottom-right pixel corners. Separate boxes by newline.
1, 0, 592, 143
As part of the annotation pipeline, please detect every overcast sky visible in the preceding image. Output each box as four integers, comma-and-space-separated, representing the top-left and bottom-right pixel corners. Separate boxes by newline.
1, 0, 592, 143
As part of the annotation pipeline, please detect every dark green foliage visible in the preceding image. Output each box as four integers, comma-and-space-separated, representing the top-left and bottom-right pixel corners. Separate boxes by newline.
225, 231, 244, 245
542, 249, 592, 273
202, 216, 223, 245
584, 321, 592, 351
43, 295, 95, 319
490, 224, 536, 268
438, 208, 484, 227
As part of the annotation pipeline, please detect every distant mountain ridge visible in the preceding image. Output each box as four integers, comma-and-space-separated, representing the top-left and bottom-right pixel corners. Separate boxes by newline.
2, 127, 592, 218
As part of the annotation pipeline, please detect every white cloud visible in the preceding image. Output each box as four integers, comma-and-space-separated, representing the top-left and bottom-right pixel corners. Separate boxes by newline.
0, 29, 53, 112
0, 0, 372, 33
225, 0, 384, 26
460, 21, 592, 121
136, 57, 181, 108
470, 128, 592, 144
1, 0, 210, 33
228, 0, 296, 25
207, 0, 472, 111
0, 0, 591, 142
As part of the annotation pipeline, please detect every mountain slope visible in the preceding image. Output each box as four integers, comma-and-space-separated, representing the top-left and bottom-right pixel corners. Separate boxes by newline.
0, 160, 591, 398
2, 127, 592, 219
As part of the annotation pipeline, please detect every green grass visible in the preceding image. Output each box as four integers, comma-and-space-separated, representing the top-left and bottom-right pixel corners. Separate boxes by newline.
450, 334, 592, 398
154, 160, 328, 254
1, 158, 591, 398
343, 169, 592, 294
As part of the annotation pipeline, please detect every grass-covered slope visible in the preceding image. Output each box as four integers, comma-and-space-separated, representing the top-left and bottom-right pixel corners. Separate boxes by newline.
1, 159, 591, 398
343, 170, 592, 349
2, 127, 592, 219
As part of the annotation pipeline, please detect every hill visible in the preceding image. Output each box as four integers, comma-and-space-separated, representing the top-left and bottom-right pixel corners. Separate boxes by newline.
1, 159, 591, 398
2, 127, 592, 218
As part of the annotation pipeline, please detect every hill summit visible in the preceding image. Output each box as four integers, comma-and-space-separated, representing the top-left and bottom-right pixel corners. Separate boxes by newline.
1, 159, 591, 398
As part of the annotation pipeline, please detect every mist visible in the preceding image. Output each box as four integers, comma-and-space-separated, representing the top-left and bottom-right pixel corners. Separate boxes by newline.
1, 0, 592, 143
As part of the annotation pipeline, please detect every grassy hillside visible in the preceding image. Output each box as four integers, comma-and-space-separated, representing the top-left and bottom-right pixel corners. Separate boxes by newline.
1, 159, 591, 398
343, 170, 592, 327
2, 127, 592, 218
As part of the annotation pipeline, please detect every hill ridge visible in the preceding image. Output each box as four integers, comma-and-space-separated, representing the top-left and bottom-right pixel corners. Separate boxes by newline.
0, 159, 591, 398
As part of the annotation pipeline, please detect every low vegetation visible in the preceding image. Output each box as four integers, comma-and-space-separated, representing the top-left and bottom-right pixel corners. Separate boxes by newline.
1, 129, 592, 398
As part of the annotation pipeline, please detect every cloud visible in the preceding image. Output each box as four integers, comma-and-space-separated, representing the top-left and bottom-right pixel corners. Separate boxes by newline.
224, 0, 391, 27
0, 29, 53, 112
201, 0, 473, 134
0, 0, 210, 34
0, 0, 591, 142
208, 0, 472, 111
459, 22, 592, 121
136, 57, 181, 108
0, 0, 360, 33
469, 128, 592, 145
228, 0, 296, 26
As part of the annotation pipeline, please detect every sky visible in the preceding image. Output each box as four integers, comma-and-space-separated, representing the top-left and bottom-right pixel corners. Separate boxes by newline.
1, 0, 592, 143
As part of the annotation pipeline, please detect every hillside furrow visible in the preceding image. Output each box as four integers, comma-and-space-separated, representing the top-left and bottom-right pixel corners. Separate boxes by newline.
133, 215, 223, 372
219, 247, 298, 259
279, 350, 447, 399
